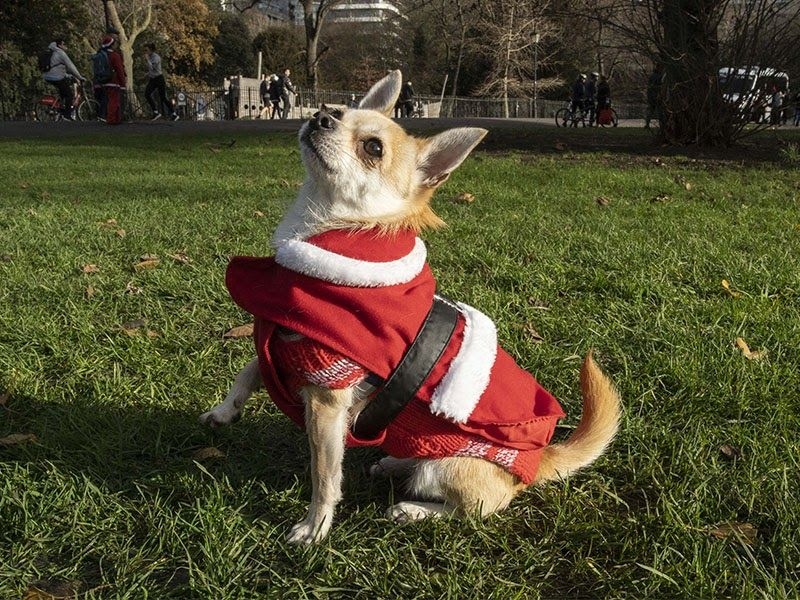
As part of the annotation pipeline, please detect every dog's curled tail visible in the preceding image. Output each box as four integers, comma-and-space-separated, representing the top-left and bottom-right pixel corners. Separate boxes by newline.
534, 351, 621, 484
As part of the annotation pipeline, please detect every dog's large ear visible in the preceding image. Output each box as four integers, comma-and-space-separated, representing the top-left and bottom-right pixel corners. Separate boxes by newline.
358, 70, 402, 116
418, 128, 488, 189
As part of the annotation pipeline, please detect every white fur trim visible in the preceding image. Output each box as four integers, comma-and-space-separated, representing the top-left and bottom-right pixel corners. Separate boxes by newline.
275, 237, 427, 287
429, 302, 497, 423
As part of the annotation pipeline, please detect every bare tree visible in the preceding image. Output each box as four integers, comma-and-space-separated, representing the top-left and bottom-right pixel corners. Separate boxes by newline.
591, 0, 800, 145
472, 0, 560, 117
105, 0, 153, 94
299, 0, 346, 92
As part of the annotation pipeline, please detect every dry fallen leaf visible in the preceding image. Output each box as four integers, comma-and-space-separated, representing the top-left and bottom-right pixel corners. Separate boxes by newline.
708, 522, 758, 545
452, 192, 475, 204
721, 279, 741, 298
134, 258, 160, 272
168, 251, 191, 264
116, 228, 126, 238
254, 210, 265, 218
120, 319, 146, 335
192, 446, 226, 461
735, 337, 766, 360
595, 196, 610, 206
651, 194, 670, 203
124, 282, 142, 295
554, 142, 567, 151
82, 264, 100, 274
684, 182, 693, 191
525, 325, 544, 343
0, 433, 37, 446
23, 580, 83, 600
223, 323, 254, 339
85, 285, 96, 299
719, 444, 742, 461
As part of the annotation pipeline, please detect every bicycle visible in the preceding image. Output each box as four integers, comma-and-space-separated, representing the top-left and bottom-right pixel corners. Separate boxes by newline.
35, 78, 99, 122
555, 101, 619, 128
555, 101, 590, 127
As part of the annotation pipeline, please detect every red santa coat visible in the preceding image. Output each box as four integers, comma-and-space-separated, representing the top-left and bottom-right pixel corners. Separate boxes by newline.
226, 229, 565, 483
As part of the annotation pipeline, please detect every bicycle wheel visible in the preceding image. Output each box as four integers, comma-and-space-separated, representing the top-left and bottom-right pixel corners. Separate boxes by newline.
77, 99, 99, 121
35, 103, 58, 122
599, 108, 619, 128
555, 108, 571, 127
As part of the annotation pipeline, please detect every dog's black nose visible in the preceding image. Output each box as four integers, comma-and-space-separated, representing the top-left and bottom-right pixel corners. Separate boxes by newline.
310, 108, 335, 131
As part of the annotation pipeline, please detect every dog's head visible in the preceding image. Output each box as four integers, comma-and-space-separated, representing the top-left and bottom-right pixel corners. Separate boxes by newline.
275, 71, 487, 243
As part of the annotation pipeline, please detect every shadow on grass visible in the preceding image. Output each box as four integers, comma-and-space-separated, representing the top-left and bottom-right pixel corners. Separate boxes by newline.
1, 389, 309, 494
2, 119, 799, 167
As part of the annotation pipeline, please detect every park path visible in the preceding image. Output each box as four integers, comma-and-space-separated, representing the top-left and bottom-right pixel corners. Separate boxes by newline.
0, 117, 649, 139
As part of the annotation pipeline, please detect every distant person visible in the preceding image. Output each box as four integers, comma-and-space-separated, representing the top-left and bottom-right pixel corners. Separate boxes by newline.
645, 63, 664, 128
278, 68, 296, 119
259, 73, 269, 118
569, 73, 587, 122
41, 35, 86, 121
98, 35, 126, 124
399, 80, 415, 117
770, 87, 784, 126
596, 74, 612, 125
793, 89, 800, 127
586, 72, 598, 125
144, 43, 178, 121
268, 74, 281, 119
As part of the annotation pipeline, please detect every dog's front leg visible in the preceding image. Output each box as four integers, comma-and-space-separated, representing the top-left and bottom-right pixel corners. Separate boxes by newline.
287, 385, 353, 545
200, 357, 261, 427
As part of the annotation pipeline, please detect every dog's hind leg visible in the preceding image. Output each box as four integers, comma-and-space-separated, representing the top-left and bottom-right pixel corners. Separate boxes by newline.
287, 385, 354, 545
200, 357, 261, 427
388, 457, 522, 523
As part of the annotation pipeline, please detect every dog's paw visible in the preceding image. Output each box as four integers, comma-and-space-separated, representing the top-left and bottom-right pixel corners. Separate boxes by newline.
286, 517, 331, 545
199, 404, 241, 428
387, 501, 446, 523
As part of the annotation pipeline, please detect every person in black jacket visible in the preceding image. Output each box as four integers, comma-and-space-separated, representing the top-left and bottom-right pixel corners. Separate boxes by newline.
259, 73, 269, 118
399, 80, 415, 117
278, 68, 296, 119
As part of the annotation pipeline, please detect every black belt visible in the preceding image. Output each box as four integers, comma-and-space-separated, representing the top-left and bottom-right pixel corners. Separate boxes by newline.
350, 296, 460, 440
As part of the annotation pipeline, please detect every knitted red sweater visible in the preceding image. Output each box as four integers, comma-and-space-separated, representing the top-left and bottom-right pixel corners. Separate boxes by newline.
226, 229, 565, 483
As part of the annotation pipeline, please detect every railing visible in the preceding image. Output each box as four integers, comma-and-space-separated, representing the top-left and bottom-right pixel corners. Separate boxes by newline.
3, 84, 648, 122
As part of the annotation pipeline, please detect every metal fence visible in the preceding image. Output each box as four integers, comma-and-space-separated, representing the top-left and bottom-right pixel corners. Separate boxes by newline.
10, 84, 647, 122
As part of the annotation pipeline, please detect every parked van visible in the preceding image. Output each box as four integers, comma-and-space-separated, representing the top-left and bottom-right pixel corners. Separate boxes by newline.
718, 66, 789, 122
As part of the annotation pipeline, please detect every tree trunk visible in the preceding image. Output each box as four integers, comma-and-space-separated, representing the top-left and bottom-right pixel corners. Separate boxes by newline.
107, 0, 153, 95
501, 4, 515, 119
659, 0, 735, 145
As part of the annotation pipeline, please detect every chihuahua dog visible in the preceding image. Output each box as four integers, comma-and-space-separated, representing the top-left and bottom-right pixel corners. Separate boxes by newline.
201, 71, 621, 545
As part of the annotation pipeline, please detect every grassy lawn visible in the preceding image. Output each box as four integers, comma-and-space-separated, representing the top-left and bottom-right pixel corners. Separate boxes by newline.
1, 127, 799, 599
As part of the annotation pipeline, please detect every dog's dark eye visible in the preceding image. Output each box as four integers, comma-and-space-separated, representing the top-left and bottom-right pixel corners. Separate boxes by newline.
364, 138, 383, 158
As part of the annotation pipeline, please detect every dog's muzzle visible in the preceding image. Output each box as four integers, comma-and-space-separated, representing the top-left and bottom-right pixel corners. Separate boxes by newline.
308, 106, 339, 132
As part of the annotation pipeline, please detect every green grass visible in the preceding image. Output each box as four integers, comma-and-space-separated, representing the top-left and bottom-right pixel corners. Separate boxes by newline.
1, 128, 799, 599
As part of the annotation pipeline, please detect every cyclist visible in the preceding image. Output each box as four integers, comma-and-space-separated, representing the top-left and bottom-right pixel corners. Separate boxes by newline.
569, 74, 587, 123
42, 35, 86, 121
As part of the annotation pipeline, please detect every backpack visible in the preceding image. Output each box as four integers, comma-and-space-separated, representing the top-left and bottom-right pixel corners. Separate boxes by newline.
38, 49, 54, 72
91, 49, 112, 83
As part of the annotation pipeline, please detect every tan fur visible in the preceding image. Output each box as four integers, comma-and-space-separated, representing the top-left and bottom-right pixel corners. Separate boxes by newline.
383, 351, 621, 520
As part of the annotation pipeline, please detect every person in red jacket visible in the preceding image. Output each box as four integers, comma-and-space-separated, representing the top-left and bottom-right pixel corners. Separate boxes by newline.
100, 35, 127, 124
